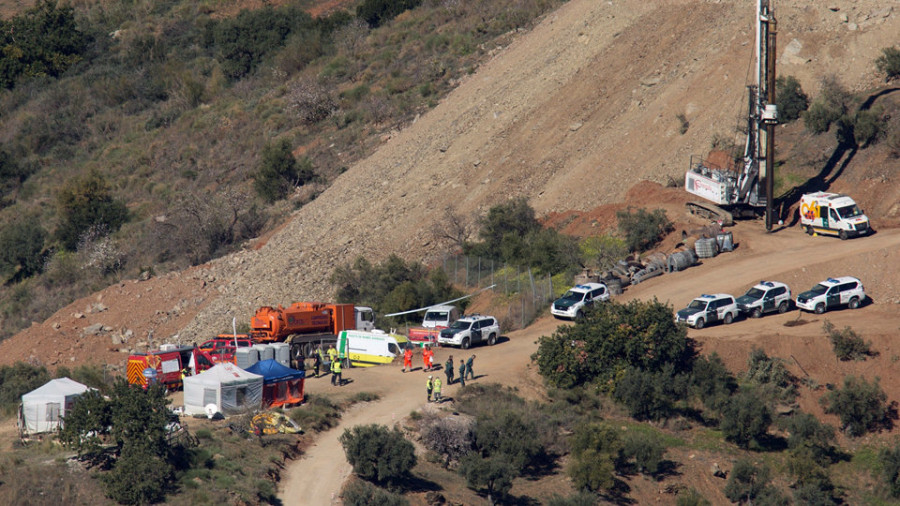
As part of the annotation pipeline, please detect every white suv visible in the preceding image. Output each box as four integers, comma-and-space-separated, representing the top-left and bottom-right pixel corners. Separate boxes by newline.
551, 283, 610, 319
796, 276, 865, 314
676, 294, 739, 329
736, 281, 792, 318
438, 315, 500, 349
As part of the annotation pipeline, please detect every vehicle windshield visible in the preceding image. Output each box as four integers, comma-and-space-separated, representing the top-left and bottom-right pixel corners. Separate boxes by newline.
424, 311, 450, 323
743, 288, 765, 300
560, 290, 586, 302
687, 299, 708, 310
448, 320, 472, 330
836, 204, 863, 219
807, 284, 828, 295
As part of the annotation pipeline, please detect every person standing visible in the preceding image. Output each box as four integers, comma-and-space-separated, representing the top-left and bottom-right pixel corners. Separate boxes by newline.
403, 346, 414, 373
458, 362, 466, 388
426, 375, 433, 402
445, 355, 454, 384
327, 344, 338, 372
433, 376, 442, 402
423, 345, 434, 372
313, 346, 323, 378
331, 358, 342, 386
466, 354, 475, 381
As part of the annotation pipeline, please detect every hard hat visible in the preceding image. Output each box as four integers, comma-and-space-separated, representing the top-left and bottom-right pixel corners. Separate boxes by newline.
429, 375, 433, 379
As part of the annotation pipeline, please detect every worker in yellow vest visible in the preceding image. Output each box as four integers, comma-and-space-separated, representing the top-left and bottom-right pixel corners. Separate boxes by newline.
426, 376, 433, 402
331, 358, 342, 386
433, 376, 442, 402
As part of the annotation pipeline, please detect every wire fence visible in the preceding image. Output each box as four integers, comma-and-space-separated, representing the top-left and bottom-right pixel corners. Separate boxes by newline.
439, 253, 561, 331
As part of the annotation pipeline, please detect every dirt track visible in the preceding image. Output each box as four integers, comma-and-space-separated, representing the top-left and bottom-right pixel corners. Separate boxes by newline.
279, 225, 900, 504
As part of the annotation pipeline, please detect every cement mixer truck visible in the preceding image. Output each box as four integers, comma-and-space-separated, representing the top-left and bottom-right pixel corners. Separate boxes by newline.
249, 302, 375, 363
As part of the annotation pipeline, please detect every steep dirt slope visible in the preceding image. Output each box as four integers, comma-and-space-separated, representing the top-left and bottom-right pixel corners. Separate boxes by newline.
175, 0, 899, 341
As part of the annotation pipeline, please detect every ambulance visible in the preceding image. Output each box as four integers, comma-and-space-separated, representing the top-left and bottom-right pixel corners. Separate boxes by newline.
336, 329, 410, 367
799, 192, 870, 240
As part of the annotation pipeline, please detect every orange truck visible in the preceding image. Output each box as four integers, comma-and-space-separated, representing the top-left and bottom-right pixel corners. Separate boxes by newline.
127, 345, 218, 390
250, 302, 375, 363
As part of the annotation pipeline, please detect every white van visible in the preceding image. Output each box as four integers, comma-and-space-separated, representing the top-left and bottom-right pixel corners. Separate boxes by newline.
336, 330, 409, 367
421, 305, 460, 328
800, 192, 871, 240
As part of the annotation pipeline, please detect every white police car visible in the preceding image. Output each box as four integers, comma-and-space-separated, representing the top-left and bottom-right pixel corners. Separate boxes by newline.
675, 294, 739, 329
437, 315, 501, 349
550, 283, 610, 319
736, 281, 792, 318
795, 276, 865, 314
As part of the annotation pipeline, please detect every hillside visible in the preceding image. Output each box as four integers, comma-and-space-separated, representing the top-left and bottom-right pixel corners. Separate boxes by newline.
2, 0, 900, 502
1, 0, 898, 360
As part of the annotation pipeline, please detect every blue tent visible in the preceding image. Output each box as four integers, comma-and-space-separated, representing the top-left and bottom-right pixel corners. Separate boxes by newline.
245, 359, 305, 407
246, 359, 306, 383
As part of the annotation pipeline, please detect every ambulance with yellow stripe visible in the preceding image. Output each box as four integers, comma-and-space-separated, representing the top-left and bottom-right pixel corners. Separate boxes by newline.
800, 192, 870, 240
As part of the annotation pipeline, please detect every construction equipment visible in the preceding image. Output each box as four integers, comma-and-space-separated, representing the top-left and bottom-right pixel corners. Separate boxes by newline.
685, 0, 777, 229
249, 302, 375, 363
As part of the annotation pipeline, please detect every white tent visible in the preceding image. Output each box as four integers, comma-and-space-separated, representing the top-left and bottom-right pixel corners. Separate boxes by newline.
183, 363, 263, 416
20, 378, 91, 434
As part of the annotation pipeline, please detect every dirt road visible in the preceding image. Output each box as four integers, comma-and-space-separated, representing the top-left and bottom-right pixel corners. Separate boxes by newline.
279, 225, 900, 503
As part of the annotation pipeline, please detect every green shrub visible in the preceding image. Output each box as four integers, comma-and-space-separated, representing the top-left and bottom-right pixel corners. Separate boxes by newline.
744, 348, 797, 402
357, 0, 423, 28
878, 441, 900, 498
613, 366, 686, 421
459, 454, 514, 505
578, 235, 628, 271
780, 412, 836, 465
676, 488, 711, 506
0, 0, 88, 89
253, 139, 316, 203
341, 478, 409, 506
853, 107, 887, 147
821, 375, 889, 437
0, 221, 46, 281
824, 320, 873, 361
567, 422, 621, 492
533, 299, 693, 390
55, 171, 128, 251
340, 424, 416, 483
690, 352, 737, 413
803, 101, 838, 133
776, 75, 809, 122
875, 46, 900, 81
621, 430, 666, 475
724, 459, 784, 504
720, 388, 772, 449
0, 362, 50, 415
616, 207, 673, 253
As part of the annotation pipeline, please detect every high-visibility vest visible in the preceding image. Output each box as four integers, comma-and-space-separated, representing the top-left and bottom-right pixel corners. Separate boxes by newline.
328, 348, 338, 362
426, 378, 432, 390
332, 360, 342, 374
433, 378, 442, 392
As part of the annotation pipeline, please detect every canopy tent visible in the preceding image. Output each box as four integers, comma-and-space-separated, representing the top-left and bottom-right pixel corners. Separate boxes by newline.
183, 363, 263, 416
19, 378, 91, 434
245, 359, 306, 408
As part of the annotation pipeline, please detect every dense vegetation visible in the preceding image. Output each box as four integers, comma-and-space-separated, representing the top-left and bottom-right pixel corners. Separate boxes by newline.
0, 0, 567, 341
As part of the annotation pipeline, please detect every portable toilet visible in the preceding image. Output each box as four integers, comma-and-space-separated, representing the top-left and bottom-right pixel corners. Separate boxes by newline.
237, 347, 259, 369
271, 343, 291, 367
257, 344, 275, 362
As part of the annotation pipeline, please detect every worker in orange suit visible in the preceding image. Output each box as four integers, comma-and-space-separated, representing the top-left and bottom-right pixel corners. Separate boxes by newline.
423, 345, 434, 372
403, 346, 414, 373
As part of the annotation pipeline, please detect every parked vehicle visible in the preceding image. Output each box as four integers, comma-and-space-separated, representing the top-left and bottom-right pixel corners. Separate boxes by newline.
336, 329, 409, 367
250, 302, 375, 362
675, 294, 739, 329
800, 192, 871, 240
407, 304, 460, 347
127, 345, 218, 390
795, 276, 865, 314
551, 283, 610, 320
736, 281, 792, 318
198, 334, 253, 363
438, 315, 500, 349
